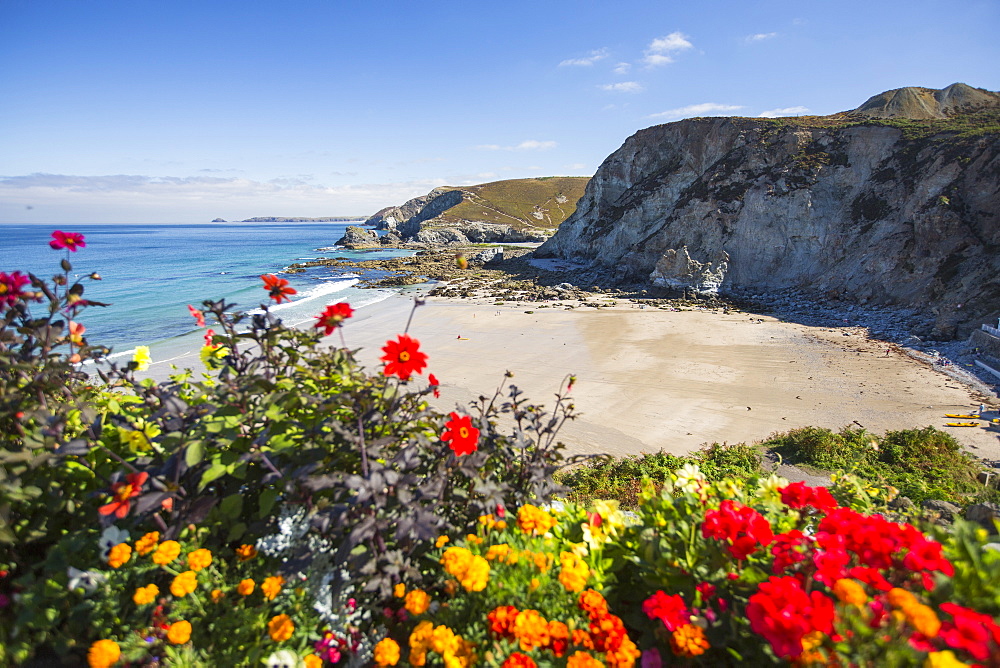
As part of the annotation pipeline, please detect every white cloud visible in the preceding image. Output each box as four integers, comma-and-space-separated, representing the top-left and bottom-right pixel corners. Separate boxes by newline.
647, 103, 744, 120
613, 62, 631, 74
758, 106, 810, 118
565, 163, 589, 171
474, 140, 557, 151
558, 48, 609, 67
642, 31, 693, 67
745, 32, 778, 42
600, 81, 644, 93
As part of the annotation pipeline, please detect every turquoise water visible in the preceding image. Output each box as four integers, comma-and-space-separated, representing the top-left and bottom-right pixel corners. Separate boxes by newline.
0, 223, 413, 358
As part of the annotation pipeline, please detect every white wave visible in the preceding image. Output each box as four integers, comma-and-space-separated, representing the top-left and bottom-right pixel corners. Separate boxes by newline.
249, 278, 360, 315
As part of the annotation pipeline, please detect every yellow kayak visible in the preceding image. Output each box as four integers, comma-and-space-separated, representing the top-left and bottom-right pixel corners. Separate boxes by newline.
944, 414, 980, 419
945, 422, 981, 427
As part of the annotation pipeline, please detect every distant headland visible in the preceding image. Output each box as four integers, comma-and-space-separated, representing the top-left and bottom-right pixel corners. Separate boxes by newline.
211, 216, 364, 223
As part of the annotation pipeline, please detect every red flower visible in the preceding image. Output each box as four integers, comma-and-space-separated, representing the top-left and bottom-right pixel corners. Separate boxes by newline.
747, 575, 835, 659
260, 274, 297, 303
642, 591, 690, 631
98, 471, 149, 519
771, 530, 811, 574
49, 230, 86, 252
380, 334, 428, 380
488, 605, 519, 637
0, 271, 36, 309
187, 305, 206, 327
779, 482, 839, 513
428, 373, 440, 398
501, 653, 536, 668
441, 412, 479, 456
939, 602, 1000, 661
314, 302, 354, 335
204, 328, 216, 346
702, 500, 774, 559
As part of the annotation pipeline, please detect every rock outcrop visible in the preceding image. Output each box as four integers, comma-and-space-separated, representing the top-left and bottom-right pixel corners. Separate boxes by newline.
335, 225, 380, 249
537, 84, 1000, 336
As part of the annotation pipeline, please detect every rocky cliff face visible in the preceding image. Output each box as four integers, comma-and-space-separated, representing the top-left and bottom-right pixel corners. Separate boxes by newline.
537, 84, 1000, 337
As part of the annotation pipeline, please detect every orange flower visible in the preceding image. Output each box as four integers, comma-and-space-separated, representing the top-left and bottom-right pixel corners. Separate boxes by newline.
670, 624, 710, 658
261, 575, 284, 601
134, 531, 159, 556
833, 578, 867, 607
268, 614, 295, 642
405, 589, 431, 615
394, 583, 407, 598
152, 540, 181, 565
374, 637, 401, 666
210, 589, 224, 603
566, 651, 603, 668
380, 334, 428, 380
167, 620, 192, 644
86, 639, 120, 668
98, 471, 148, 519
68, 320, 86, 345
170, 571, 198, 597
512, 609, 550, 651
501, 652, 536, 668
488, 606, 519, 637
132, 584, 159, 605
187, 548, 212, 572
435, 535, 450, 548
486, 544, 511, 562
235, 544, 257, 561
558, 552, 590, 592
303, 655, 323, 668
905, 603, 941, 638
441, 412, 479, 456
261, 274, 297, 303
108, 543, 132, 569
517, 504, 557, 535
237, 578, 255, 596
580, 589, 609, 618
548, 620, 570, 657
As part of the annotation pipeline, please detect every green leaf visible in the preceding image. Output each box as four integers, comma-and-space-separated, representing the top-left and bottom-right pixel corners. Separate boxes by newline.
185, 440, 205, 467
226, 522, 247, 543
199, 463, 227, 490
220, 493, 243, 519
258, 488, 279, 519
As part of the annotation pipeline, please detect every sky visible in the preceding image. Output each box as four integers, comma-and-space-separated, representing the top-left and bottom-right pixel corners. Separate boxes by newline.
1, 0, 998, 224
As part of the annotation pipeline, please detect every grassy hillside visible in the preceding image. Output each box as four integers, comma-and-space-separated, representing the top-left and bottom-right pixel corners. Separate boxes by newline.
427, 176, 589, 232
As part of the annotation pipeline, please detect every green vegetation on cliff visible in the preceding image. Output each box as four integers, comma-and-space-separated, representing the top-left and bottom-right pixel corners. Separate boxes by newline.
429, 176, 589, 233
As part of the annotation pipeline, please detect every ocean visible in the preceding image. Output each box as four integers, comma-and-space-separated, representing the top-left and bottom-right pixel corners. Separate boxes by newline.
0, 222, 415, 364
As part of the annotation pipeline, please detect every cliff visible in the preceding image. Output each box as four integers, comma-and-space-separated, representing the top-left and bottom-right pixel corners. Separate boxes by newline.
365, 177, 589, 244
536, 84, 1000, 337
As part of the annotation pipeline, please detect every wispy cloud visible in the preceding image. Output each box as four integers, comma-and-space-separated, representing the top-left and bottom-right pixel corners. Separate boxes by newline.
758, 105, 809, 118
745, 32, 777, 43
600, 81, 644, 93
474, 140, 557, 151
613, 62, 631, 74
642, 31, 693, 67
647, 102, 744, 120
558, 48, 609, 67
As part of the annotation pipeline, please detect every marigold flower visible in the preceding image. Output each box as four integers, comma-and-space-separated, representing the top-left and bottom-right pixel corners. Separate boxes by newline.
670, 624, 710, 657
235, 544, 257, 561
261, 273, 297, 303
887, 587, 919, 611
186, 548, 212, 572
548, 620, 570, 657
167, 619, 191, 644
566, 651, 603, 668
441, 412, 479, 456
488, 605, 520, 637
210, 589, 224, 603
517, 504, 557, 535
373, 637, 401, 666
261, 575, 285, 601
268, 614, 295, 642
98, 471, 149, 519
405, 588, 431, 615
133, 584, 159, 605
435, 535, 450, 548
513, 609, 550, 652
152, 540, 181, 565
50, 230, 86, 252
86, 639, 120, 668
303, 656, 323, 668
580, 589, 609, 618
108, 543, 132, 569
572, 629, 595, 650
459, 555, 490, 592
394, 582, 406, 598
558, 551, 590, 592
237, 578, 255, 596
832, 578, 867, 607
501, 652, 537, 668
380, 333, 428, 380
0, 271, 37, 309
486, 544, 511, 562
430, 624, 460, 655
529, 578, 540, 591
906, 603, 942, 638
170, 570, 198, 597
314, 302, 354, 335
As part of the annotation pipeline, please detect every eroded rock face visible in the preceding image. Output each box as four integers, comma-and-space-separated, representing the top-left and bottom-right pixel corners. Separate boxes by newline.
336, 225, 380, 249
537, 88, 1000, 335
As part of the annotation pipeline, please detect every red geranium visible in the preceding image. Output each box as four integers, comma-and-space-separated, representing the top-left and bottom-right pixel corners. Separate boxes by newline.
747, 575, 835, 659
642, 591, 690, 631
0, 271, 36, 309
187, 304, 206, 327
441, 412, 479, 456
428, 373, 440, 398
779, 482, 839, 513
380, 334, 428, 380
261, 274, 297, 303
98, 471, 149, 519
702, 500, 774, 559
49, 230, 86, 252
939, 602, 1000, 661
314, 302, 354, 335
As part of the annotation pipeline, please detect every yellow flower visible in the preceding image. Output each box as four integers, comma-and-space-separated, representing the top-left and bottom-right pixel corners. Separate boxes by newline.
925, 650, 971, 668
87, 639, 120, 668
132, 346, 151, 371
394, 582, 406, 598
187, 548, 212, 572
268, 614, 295, 642
167, 620, 192, 644
170, 571, 198, 598
460, 555, 490, 592
210, 589, 224, 603
303, 656, 323, 668
566, 651, 603, 668
200, 344, 227, 367
108, 543, 131, 569
117, 419, 161, 453
435, 535, 450, 548
261, 575, 285, 601
441, 546, 473, 576
466, 534, 483, 545
152, 540, 181, 565
670, 623, 709, 657
132, 584, 159, 605
529, 578, 540, 591
237, 578, 255, 596
832, 578, 867, 607
496, 520, 507, 530
374, 637, 401, 666
517, 504, 557, 535
430, 625, 459, 655
906, 604, 941, 638
485, 544, 511, 562
135, 531, 159, 556
558, 552, 590, 592
405, 589, 431, 615
235, 544, 257, 561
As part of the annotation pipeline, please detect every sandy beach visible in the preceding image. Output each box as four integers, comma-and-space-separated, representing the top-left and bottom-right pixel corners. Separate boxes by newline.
144, 292, 1000, 463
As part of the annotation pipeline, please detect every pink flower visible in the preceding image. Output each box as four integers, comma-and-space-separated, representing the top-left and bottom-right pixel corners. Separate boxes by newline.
49, 230, 86, 252
0, 271, 36, 309
188, 305, 206, 327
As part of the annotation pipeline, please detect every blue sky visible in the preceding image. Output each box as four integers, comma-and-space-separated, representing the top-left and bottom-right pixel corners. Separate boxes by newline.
1, 0, 997, 223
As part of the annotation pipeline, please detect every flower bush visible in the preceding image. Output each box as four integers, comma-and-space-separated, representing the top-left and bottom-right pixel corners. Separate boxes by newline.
2, 232, 1000, 666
